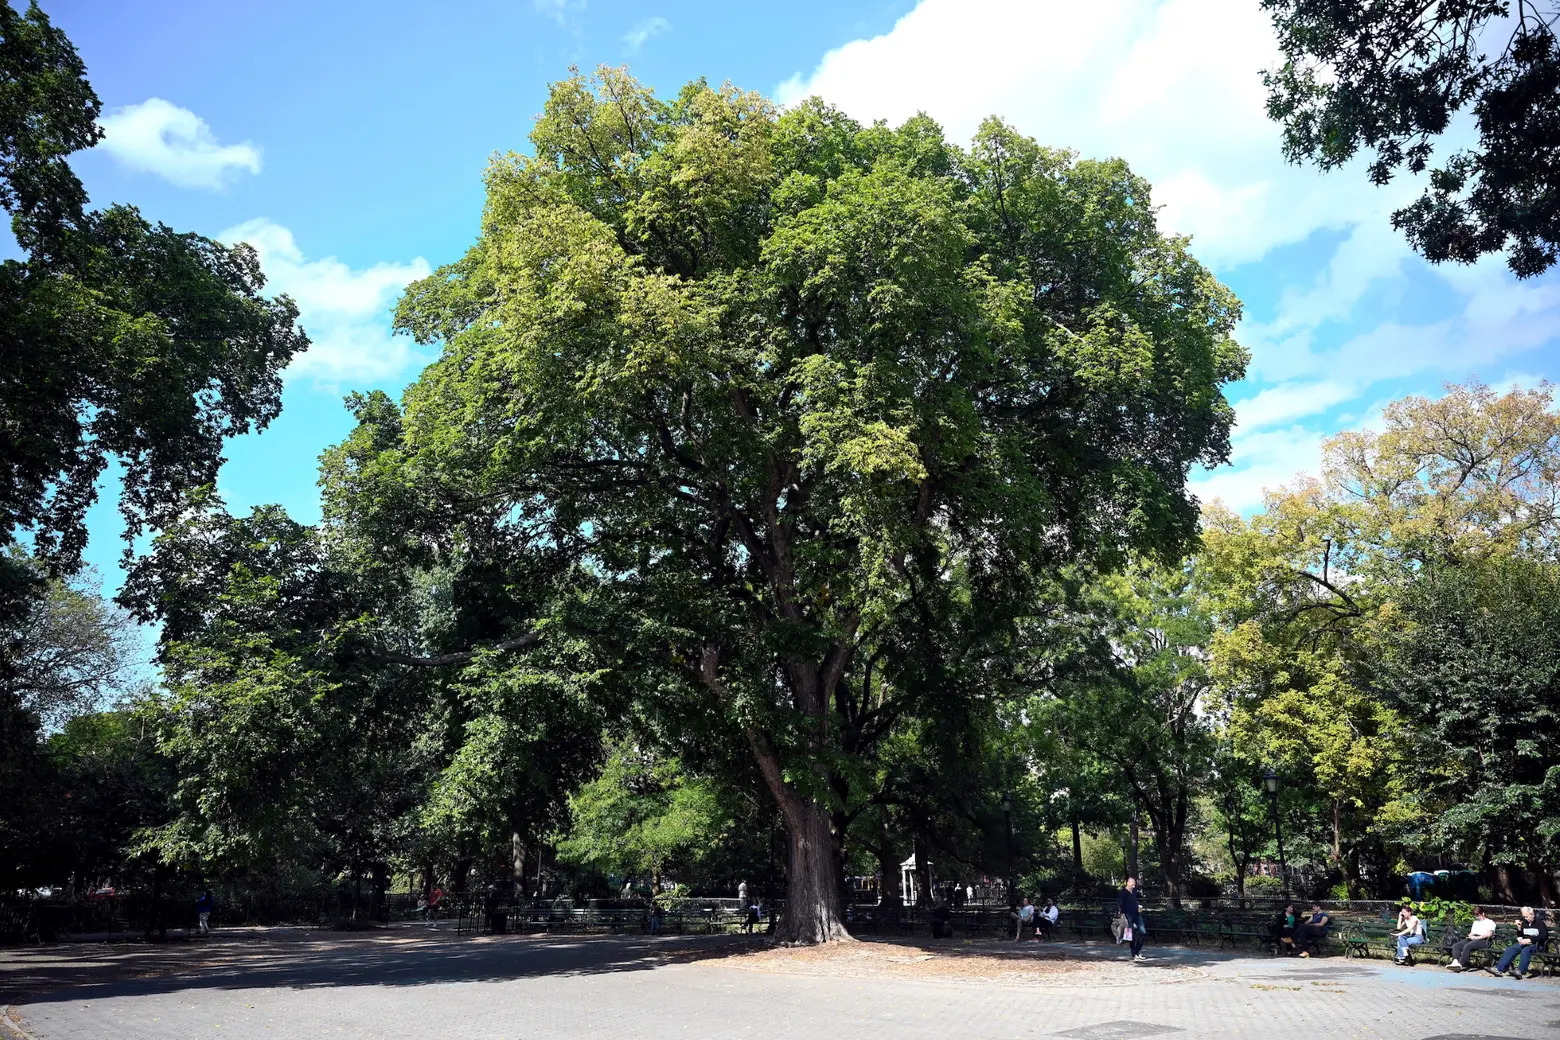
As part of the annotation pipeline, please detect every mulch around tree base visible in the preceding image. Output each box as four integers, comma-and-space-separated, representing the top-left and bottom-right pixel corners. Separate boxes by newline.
685, 938, 1206, 986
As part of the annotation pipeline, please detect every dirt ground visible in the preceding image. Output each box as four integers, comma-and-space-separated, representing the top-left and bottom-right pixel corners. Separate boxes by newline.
684, 936, 1205, 986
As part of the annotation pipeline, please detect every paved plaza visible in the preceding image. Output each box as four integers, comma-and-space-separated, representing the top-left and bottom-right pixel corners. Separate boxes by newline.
3, 929, 1558, 1040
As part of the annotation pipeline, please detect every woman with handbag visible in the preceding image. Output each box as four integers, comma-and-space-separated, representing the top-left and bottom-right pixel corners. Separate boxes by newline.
1118, 877, 1146, 962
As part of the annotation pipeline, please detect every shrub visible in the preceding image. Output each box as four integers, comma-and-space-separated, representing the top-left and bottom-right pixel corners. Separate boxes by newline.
1244, 874, 1284, 895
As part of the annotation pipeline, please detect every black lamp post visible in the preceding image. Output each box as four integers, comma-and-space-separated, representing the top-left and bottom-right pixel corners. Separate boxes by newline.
1001, 791, 1015, 908
1263, 769, 1289, 900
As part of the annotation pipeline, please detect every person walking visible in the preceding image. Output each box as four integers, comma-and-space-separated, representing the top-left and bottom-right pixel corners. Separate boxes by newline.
1488, 907, 1548, 979
1118, 877, 1146, 962
1391, 905, 1425, 964
1447, 908, 1497, 971
195, 889, 214, 937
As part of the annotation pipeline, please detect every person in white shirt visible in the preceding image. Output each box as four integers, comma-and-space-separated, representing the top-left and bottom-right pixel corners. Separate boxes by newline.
1448, 909, 1497, 970
1037, 898, 1060, 940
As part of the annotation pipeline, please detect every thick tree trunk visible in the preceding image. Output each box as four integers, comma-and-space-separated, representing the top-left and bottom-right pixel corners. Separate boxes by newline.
1127, 812, 1140, 881
1160, 843, 1183, 909
779, 801, 851, 943
511, 831, 527, 901
873, 844, 902, 908
373, 862, 389, 922
913, 836, 933, 908
1491, 862, 1520, 904
742, 719, 852, 943
1532, 859, 1556, 906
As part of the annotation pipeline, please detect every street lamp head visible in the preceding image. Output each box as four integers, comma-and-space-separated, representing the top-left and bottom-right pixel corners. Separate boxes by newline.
1000, 792, 1013, 813
1263, 769, 1279, 795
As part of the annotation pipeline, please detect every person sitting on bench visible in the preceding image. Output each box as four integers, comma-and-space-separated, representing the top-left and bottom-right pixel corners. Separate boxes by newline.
1014, 897, 1035, 941
1036, 898, 1059, 940
1447, 909, 1496, 971
1392, 906, 1425, 964
1275, 903, 1298, 953
1292, 903, 1332, 958
1488, 907, 1548, 979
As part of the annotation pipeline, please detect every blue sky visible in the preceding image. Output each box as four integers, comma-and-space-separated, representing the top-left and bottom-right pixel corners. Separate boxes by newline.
43, 0, 1560, 600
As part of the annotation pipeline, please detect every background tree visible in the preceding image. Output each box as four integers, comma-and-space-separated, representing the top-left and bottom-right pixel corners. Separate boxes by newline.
1382, 557, 1560, 903
1262, 0, 1560, 276
5, 554, 137, 729
0, 556, 145, 890
1200, 381, 1560, 896
1043, 564, 1218, 905
1207, 747, 1276, 901
556, 742, 737, 896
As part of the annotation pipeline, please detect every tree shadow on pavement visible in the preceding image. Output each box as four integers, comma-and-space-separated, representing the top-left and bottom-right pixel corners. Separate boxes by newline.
0, 932, 768, 1008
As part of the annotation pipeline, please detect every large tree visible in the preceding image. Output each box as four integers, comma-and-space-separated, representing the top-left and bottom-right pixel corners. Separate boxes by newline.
1382, 557, 1560, 903
0, 2, 305, 624
1262, 0, 1560, 276
324, 68, 1245, 941
1200, 381, 1560, 894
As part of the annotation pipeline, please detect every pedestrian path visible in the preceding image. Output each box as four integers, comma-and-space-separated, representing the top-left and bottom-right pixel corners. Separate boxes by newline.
2, 932, 1555, 1040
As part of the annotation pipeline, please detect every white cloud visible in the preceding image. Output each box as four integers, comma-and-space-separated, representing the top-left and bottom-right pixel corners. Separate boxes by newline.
1233, 380, 1359, 432
623, 15, 670, 51
534, 0, 586, 26
96, 98, 261, 190
780, 0, 1560, 454
777, 0, 1412, 268
220, 219, 432, 384
1192, 424, 1330, 514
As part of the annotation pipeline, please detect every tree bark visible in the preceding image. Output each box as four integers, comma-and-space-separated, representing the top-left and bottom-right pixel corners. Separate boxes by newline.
780, 801, 851, 942
1070, 817, 1084, 881
1491, 862, 1520, 905
1127, 811, 1140, 881
745, 725, 850, 942
1160, 844, 1183, 908
873, 843, 902, 908
511, 831, 527, 901
913, 835, 933, 908
1532, 859, 1556, 906
372, 862, 389, 922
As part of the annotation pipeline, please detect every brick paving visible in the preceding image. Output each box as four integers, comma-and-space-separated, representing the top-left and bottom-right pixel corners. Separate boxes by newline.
3, 930, 1557, 1040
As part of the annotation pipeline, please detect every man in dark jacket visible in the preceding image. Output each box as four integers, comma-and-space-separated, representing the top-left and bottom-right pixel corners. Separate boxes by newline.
1489, 907, 1549, 979
195, 890, 214, 936
1119, 877, 1146, 962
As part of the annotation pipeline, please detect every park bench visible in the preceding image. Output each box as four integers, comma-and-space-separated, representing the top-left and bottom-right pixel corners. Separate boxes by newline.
1532, 936, 1559, 978
1417, 921, 1519, 970
1341, 920, 1400, 961
1219, 914, 1276, 953
1146, 911, 1195, 945
1067, 910, 1113, 942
